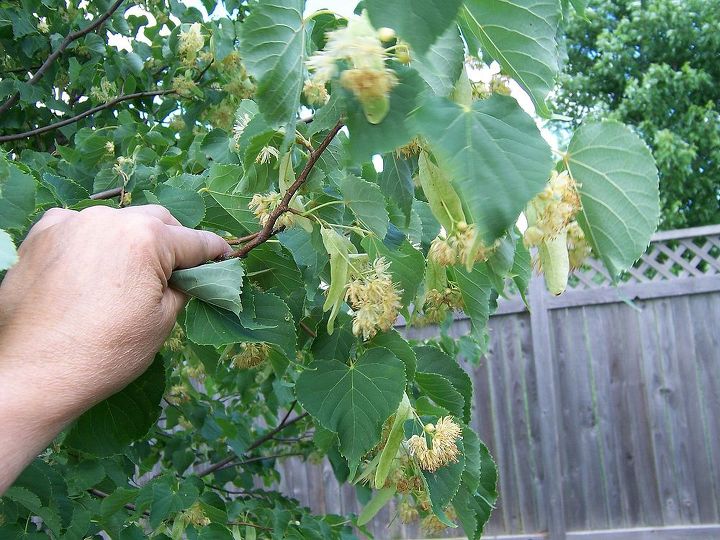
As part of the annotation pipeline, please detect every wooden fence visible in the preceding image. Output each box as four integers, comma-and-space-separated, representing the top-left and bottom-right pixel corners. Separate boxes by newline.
275, 224, 720, 540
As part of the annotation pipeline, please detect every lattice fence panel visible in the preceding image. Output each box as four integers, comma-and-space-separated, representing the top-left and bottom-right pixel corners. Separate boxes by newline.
566, 229, 720, 291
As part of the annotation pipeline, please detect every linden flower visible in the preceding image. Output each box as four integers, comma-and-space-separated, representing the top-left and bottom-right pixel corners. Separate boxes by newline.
398, 501, 419, 524
306, 12, 397, 121
566, 221, 591, 270
421, 506, 457, 534
231, 342, 271, 369
180, 502, 210, 527
345, 257, 403, 340
178, 22, 204, 65
37, 17, 49, 34
303, 79, 329, 106
248, 191, 295, 229
104, 141, 115, 154
256, 145, 280, 164
407, 416, 462, 472
428, 236, 457, 267
421, 287, 463, 325
232, 111, 252, 149
524, 170, 582, 247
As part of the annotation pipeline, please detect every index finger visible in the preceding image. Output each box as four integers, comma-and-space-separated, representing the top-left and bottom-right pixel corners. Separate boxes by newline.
164, 225, 233, 271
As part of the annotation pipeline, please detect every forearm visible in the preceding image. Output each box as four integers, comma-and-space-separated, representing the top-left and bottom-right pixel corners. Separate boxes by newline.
0, 351, 74, 494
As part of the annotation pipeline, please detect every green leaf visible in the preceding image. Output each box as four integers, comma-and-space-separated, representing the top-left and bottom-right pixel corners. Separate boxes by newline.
412, 24, 465, 97
0, 157, 36, 230
41, 173, 89, 207
0, 229, 18, 271
148, 479, 198, 528
184, 292, 296, 358
367, 329, 416, 381
3, 487, 42, 512
453, 263, 492, 340
458, 0, 562, 116
454, 441, 498, 539
311, 313, 354, 362
378, 153, 414, 225
295, 348, 406, 469
339, 174, 389, 239
414, 346, 472, 423
203, 164, 258, 233
202, 129, 237, 164
148, 185, 205, 228
413, 95, 552, 242
486, 231, 516, 294
567, 121, 660, 278
362, 235, 424, 305
170, 259, 244, 315
366, 0, 462, 54
64, 355, 166, 457
345, 67, 427, 163
240, 0, 306, 125
415, 372, 464, 418
245, 244, 304, 297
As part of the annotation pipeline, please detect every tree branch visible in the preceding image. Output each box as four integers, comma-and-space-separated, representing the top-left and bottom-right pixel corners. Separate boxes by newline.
0, 0, 126, 115
90, 187, 123, 200
196, 411, 309, 478
0, 89, 175, 143
227, 120, 344, 259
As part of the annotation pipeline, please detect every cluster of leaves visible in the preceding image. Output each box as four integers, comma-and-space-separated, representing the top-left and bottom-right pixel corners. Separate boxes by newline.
554, 0, 720, 229
1, 0, 660, 538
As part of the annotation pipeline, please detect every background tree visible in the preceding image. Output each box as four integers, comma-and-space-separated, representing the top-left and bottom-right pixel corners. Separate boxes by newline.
0, 0, 660, 538
554, 0, 720, 229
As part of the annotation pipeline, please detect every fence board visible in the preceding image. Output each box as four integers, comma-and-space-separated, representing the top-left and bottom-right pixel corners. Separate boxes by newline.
270, 227, 720, 539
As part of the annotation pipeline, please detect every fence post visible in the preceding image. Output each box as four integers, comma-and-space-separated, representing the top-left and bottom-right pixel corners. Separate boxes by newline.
528, 275, 567, 539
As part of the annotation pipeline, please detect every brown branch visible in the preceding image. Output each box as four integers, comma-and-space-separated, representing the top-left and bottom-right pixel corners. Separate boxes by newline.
299, 321, 317, 338
90, 187, 123, 200
216, 452, 305, 473
0, 0, 126, 115
197, 411, 308, 478
228, 521, 273, 531
0, 89, 175, 143
227, 120, 344, 259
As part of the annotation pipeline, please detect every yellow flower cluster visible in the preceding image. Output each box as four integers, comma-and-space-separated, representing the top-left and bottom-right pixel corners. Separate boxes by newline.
255, 145, 280, 164
419, 287, 464, 325
396, 138, 423, 159
428, 222, 494, 268
407, 417, 462, 472
179, 502, 210, 527
178, 23, 205, 65
421, 506, 457, 534
523, 170, 581, 246
248, 191, 295, 229
306, 12, 397, 122
303, 79, 330, 106
345, 257, 403, 340
37, 17, 49, 34
164, 323, 185, 353
231, 342, 271, 369
172, 74, 198, 98
398, 501, 419, 524
566, 221, 591, 270
90, 79, 117, 103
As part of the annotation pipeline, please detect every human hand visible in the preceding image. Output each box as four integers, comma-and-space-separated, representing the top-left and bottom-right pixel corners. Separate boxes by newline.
0, 205, 230, 492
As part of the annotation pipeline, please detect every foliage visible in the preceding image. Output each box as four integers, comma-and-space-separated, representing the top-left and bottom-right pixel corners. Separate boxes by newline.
0, 0, 659, 538
554, 0, 720, 229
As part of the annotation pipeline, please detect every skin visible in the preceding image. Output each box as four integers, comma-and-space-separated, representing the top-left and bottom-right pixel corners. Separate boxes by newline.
0, 205, 231, 494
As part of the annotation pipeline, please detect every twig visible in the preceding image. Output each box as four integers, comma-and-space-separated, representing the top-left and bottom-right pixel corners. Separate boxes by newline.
216, 452, 305, 472
228, 521, 273, 531
88, 488, 146, 515
197, 411, 309, 478
299, 321, 317, 337
90, 187, 123, 200
227, 120, 344, 259
0, 0, 126, 115
0, 90, 175, 143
